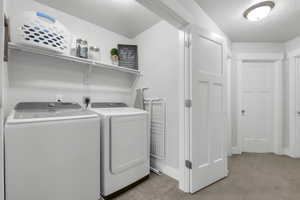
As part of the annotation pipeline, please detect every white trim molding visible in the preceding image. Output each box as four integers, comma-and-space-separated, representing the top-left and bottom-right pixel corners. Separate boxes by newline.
235, 53, 284, 61
178, 29, 189, 192
227, 57, 233, 156
236, 59, 243, 154
287, 48, 300, 59
150, 158, 179, 181
179, 28, 191, 193
273, 60, 284, 155
283, 147, 292, 157
285, 49, 300, 158
231, 147, 242, 155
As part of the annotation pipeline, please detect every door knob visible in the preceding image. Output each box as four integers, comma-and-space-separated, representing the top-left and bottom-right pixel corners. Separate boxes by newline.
241, 110, 246, 115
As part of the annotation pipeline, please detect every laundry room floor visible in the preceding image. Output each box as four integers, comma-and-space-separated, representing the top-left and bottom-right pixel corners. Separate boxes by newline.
112, 153, 300, 200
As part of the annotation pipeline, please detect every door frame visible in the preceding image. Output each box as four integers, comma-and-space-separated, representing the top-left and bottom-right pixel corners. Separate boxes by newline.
235, 53, 284, 155
180, 24, 229, 193
286, 49, 300, 158
227, 55, 232, 156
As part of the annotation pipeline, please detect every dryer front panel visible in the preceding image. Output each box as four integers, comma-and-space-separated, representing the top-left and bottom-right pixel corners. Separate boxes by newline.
109, 114, 148, 174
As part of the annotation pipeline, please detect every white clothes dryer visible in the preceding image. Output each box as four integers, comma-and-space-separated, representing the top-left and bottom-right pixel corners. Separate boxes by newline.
90, 102, 150, 198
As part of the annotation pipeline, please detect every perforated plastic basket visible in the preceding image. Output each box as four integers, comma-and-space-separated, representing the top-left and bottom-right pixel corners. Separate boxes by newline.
11, 11, 71, 54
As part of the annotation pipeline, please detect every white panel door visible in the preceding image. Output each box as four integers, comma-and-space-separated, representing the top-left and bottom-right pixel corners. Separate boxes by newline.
189, 28, 227, 193
240, 62, 274, 153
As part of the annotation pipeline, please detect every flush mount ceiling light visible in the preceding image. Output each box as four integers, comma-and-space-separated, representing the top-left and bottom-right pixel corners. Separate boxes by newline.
243, 1, 275, 21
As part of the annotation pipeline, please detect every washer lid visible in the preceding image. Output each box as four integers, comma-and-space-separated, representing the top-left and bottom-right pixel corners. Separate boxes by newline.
91, 102, 128, 108
90, 102, 147, 116
90, 107, 147, 116
7, 102, 98, 124
15, 102, 82, 111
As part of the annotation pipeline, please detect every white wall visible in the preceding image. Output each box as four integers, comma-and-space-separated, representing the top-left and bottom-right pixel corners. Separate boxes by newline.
232, 43, 285, 53
134, 21, 180, 178
285, 35, 300, 52
284, 36, 300, 156
230, 59, 238, 149
0, 0, 5, 199
282, 58, 290, 149
6, 0, 136, 113
227, 58, 232, 156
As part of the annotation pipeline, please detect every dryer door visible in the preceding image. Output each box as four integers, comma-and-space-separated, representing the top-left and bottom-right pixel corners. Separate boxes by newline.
110, 113, 149, 174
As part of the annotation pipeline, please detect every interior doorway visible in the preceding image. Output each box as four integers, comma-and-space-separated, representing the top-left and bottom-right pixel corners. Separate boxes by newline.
236, 54, 284, 155
239, 61, 274, 153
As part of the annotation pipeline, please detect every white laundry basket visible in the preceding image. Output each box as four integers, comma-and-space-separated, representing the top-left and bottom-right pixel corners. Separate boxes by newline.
10, 11, 71, 53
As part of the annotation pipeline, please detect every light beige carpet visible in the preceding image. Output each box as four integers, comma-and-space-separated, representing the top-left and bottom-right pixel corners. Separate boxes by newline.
112, 153, 300, 200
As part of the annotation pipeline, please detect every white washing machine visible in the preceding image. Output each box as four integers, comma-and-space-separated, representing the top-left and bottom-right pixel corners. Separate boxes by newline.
90, 102, 150, 198
5, 102, 100, 200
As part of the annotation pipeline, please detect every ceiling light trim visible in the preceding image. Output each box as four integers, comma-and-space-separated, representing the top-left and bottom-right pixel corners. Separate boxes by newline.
243, 1, 275, 21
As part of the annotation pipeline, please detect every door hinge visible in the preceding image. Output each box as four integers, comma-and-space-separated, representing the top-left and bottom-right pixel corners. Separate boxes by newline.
185, 99, 192, 108
185, 160, 192, 169
185, 40, 191, 48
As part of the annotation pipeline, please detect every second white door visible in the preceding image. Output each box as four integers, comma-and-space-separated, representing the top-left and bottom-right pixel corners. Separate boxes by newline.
239, 61, 274, 153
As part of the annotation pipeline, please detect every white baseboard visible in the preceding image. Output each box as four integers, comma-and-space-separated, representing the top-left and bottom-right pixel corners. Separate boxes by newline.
230, 146, 300, 158
282, 147, 300, 158
231, 147, 241, 155
150, 158, 179, 181
273, 147, 283, 155
283, 147, 290, 156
